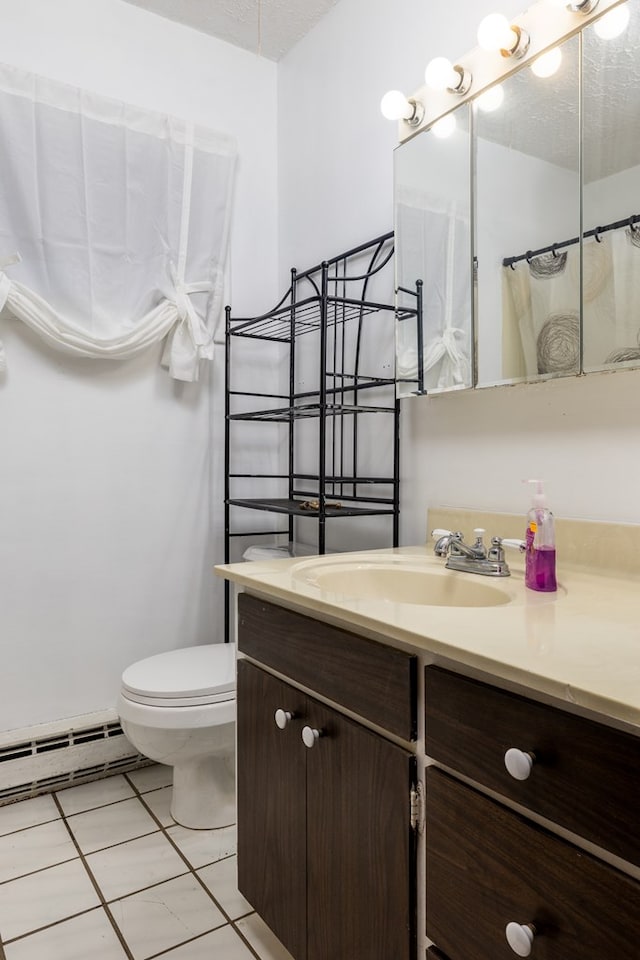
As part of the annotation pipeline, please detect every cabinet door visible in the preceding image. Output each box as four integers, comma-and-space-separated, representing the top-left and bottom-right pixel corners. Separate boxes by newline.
237, 660, 308, 960
305, 696, 416, 960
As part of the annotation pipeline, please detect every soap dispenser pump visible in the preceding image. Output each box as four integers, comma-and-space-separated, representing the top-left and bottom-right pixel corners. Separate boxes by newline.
524, 479, 557, 592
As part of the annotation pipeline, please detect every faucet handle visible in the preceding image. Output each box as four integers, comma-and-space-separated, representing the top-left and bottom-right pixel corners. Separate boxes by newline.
431, 528, 453, 539
500, 538, 526, 552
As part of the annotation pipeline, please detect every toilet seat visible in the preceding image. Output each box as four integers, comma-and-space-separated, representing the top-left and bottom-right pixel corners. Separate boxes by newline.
121, 644, 236, 708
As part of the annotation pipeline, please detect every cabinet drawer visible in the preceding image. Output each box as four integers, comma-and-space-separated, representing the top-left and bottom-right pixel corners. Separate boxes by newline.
425, 666, 640, 864
238, 594, 417, 740
426, 767, 640, 960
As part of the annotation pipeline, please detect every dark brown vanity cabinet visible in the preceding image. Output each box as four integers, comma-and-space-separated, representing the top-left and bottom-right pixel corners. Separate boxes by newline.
236, 594, 418, 960
424, 666, 640, 960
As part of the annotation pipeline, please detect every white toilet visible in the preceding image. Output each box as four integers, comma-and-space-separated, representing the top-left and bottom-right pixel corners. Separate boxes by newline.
117, 644, 236, 830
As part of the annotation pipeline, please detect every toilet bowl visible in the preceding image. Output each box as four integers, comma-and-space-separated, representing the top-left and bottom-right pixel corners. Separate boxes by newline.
117, 644, 236, 830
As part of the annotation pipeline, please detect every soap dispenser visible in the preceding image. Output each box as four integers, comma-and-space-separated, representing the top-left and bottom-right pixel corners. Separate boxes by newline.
524, 480, 557, 592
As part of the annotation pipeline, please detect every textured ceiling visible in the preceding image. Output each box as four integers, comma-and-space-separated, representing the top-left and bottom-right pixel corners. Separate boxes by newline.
476, 7, 640, 183
122, 0, 340, 60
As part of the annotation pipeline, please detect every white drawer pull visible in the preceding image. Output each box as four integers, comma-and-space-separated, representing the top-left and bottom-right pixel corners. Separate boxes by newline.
505, 922, 536, 956
504, 748, 535, 781
274, 709, 294, 730
302, 726, 322, 748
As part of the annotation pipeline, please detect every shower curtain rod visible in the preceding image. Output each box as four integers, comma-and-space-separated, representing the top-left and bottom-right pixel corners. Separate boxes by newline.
502, 212, 640, 269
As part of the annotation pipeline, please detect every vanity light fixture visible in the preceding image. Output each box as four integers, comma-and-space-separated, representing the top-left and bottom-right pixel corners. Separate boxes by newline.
425, 57, 472, 95
545, 0, 599, 10
568, 0, 600, 12
477, 13, 531, 59
531, 46, 563, 77
380, 89, 425, 126
476, 85, 505, 112
593, 2, 629, 38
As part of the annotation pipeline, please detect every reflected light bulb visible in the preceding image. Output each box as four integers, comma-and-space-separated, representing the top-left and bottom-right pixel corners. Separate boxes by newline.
425, 57, 457, 91
431, 114, 457, 138
380, 90, 413, 121
593, 4, 630, 39
477, 13, 517, 52
531, 46, 563, 77
476, 85, 504, 112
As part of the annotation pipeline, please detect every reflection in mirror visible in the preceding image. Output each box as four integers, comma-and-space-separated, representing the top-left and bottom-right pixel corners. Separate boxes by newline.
475, 35, 580, 387
394, 104, 472, 398
582, 1, 640, 373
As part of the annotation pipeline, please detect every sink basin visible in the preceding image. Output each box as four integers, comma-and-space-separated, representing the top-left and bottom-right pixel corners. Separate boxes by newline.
291, 557, 512, 608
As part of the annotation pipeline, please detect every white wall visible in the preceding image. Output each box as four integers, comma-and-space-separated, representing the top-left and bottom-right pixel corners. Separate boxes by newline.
278, 0, 640, 544
0, 0, 278, 730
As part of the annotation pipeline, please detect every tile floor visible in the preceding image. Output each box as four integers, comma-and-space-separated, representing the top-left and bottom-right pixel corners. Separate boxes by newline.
0, 765, 294, 960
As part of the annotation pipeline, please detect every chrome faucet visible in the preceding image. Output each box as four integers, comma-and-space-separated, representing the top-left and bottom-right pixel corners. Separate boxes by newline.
432, 528, 525, 578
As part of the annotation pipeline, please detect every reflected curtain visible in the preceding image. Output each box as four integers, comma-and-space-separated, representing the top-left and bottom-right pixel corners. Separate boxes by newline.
503, 227, 640, 377
396, 186, 471, 392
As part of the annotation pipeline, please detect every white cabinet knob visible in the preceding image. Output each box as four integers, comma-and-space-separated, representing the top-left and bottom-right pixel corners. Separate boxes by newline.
302, 725, 322, 748
505, 922, 536, 957
504, 748, 535, 781
274, 709, 294, 730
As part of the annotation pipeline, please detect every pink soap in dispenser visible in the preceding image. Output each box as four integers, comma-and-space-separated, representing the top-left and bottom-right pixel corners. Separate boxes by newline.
524, 480, 557, 592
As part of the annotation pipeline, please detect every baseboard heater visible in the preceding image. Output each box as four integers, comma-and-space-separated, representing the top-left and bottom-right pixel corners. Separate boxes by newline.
0, 713, 152, 805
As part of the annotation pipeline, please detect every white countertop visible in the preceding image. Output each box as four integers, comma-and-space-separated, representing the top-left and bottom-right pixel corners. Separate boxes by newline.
215, 545, 640, 732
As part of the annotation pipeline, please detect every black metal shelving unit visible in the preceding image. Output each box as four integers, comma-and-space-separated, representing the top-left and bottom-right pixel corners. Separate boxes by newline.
223, 231, 421, 639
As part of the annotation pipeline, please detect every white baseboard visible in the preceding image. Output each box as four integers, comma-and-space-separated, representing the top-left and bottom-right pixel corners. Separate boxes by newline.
0, 709, 151, 804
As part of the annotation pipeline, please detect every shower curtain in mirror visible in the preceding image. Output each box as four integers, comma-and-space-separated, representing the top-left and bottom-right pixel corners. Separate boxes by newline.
0, 63, 236, 381
503, 228, 640, 377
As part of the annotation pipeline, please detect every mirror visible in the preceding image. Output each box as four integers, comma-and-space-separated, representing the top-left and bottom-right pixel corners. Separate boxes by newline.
394, 0, 639, 393
582, 2, 640, 373
394, 103, 472, 397
475, 34, 580, 387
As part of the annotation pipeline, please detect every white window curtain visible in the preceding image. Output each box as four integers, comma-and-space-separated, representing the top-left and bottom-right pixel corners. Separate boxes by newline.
0, 64, 236, 381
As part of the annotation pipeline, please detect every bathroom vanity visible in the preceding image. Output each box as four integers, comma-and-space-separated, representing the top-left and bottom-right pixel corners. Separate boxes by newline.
217, 512, 640, 960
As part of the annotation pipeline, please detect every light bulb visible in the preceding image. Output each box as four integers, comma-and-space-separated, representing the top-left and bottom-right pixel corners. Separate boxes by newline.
531, 46, 563, 77
425, 57, 458, 91
431, 114, 457, 139
476, 85, 504, 112
380, 90, 414, 121
593, 3, 630, 39
544, 0, 569, 7
477, 13, 518, 52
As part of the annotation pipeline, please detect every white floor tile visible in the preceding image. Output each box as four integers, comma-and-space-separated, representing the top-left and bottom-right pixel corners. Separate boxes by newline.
86, 830, 188, 901
141, 786, 174, 827
0, 858, 100, 942
156, 923, 256, 959
110, 873, 225, 959
56, 775, 136, 816
0, 819, 77, 883
127, 764, 172, 793
3, 907, 129, 960
66, 796, 158, 853
0, 794, 60, 837
197, 855, 252, 920
236, 913, 295, 960
166, 823, 236, 870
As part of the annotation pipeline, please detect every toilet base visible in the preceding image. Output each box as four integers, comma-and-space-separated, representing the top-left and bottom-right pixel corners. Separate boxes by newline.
171, 749, 236, 830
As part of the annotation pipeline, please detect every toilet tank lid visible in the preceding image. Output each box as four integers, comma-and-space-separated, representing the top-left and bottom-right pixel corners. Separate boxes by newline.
122, 644, 236, 700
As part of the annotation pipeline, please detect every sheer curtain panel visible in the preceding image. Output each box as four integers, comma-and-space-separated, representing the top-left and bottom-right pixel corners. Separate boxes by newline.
0, 64, 236, 381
